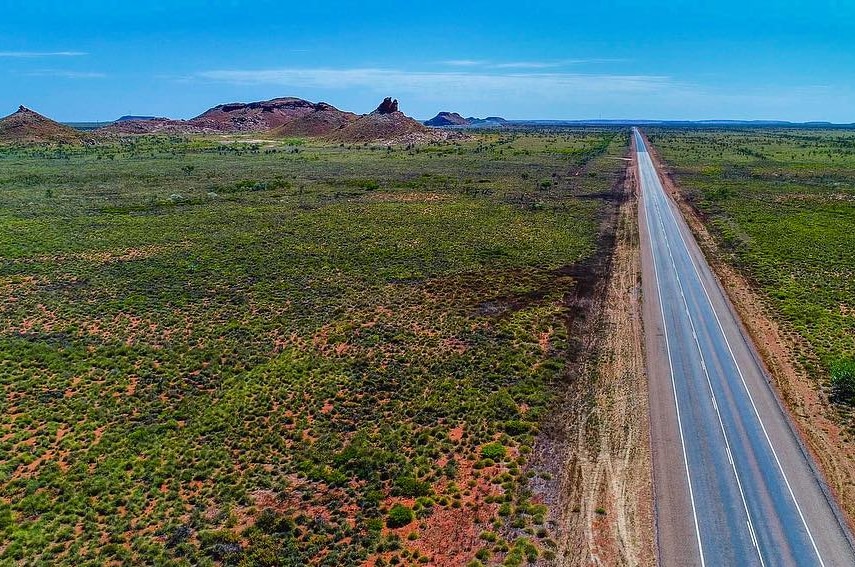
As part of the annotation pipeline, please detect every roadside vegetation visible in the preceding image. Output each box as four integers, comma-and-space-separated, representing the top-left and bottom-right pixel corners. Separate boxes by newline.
647, 127, 855, 414
0, 129, 628, 565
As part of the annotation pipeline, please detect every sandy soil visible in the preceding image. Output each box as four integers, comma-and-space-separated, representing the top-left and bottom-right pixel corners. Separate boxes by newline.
642, 134, 855, 536
529, 145, 654, 566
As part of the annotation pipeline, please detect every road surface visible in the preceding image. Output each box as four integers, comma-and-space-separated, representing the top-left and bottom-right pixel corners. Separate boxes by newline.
635, 128, 855, 566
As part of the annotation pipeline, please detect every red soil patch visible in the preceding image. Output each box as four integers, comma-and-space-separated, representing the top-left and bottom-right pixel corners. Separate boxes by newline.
448, 426, 464, 443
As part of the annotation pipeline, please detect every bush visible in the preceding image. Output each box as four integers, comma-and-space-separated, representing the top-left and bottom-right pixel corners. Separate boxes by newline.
393, 476, 432, 497
199, 529, 239, 547
503, 420, 531, 436
487, 390, 519, 419
0, 504, 12, 530
386, 504, 414, 528
831, 359, 855, 403
255, 509, 295, 534
481, 442, 506, 461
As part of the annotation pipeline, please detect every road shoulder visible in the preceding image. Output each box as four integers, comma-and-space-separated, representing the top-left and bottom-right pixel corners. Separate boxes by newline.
529, 137, 655, 566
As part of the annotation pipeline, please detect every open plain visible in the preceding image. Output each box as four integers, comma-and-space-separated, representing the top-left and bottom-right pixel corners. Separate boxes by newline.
0, 129, 644, 565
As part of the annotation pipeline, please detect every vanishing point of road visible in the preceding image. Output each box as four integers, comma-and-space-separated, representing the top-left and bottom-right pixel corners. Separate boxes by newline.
635, 128, 855, 566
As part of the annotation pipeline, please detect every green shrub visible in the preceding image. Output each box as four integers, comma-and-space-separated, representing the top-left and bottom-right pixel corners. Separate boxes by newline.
481, 443, 506, 461
830, 359, 855, 403
386, 504, 414, 528
487, 390, 519, 419
0, 504, 12, 530
198, 529, 239, 547
394, 476, 432, 497
503, 420, 532, 436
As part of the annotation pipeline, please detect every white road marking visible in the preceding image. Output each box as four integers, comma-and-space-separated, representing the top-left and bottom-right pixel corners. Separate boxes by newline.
647, 156, 765, 565
637, 133, 706, 567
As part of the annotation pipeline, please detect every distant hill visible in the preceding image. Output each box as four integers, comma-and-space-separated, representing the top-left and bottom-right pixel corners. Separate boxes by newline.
63, 122, 112, 131
424, 112, 507, 127
425, 112, 469, 126
466, 116, 508, 126
0, 106, 83, 144
504, 119, 853, 127
116, 115, 160, 122
96, 117, 189, 135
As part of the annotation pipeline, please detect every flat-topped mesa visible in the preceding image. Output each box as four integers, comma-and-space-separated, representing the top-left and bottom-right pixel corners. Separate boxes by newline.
199, 97, 319, 116
374, 97, 399, 115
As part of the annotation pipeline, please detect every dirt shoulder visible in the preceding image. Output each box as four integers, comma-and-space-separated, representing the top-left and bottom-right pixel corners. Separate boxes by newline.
641, 133, 855, 535
530, 144, 654, 566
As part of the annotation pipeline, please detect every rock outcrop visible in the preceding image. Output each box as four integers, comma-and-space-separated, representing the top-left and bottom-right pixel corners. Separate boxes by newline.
374, 97, 399, 115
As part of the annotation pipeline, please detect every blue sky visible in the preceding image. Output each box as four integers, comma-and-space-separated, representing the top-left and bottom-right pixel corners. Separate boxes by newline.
1, 0, 853, 122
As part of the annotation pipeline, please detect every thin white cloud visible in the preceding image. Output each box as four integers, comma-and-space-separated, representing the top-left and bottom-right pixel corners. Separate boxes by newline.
0, 51, 87, 58
441, 59, 487, 67
491, 61, 565, 69
25, 70, 105, 79
439, 58, 630, 69
491, 59, 629, 69
195, 67, 672, 99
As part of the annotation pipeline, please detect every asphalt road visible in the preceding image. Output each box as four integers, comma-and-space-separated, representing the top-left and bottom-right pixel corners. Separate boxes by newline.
635, 128, 855, 566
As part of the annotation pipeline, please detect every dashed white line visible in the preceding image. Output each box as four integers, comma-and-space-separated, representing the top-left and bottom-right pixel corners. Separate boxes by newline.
636, 129, 706, 567
646, 153, 765, 565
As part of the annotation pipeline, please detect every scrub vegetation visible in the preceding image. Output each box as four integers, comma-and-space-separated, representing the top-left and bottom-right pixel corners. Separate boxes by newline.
0, 129, 628, 565
647, 127, 855, 411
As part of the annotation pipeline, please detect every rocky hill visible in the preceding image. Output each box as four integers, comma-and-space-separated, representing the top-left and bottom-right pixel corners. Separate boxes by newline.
97, 96, 462, 143
328, 98, 455, 144
99, 97, 355, 136
268, 102, 357, 137
190, 97, 335, 132
0, 106, 83, 144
